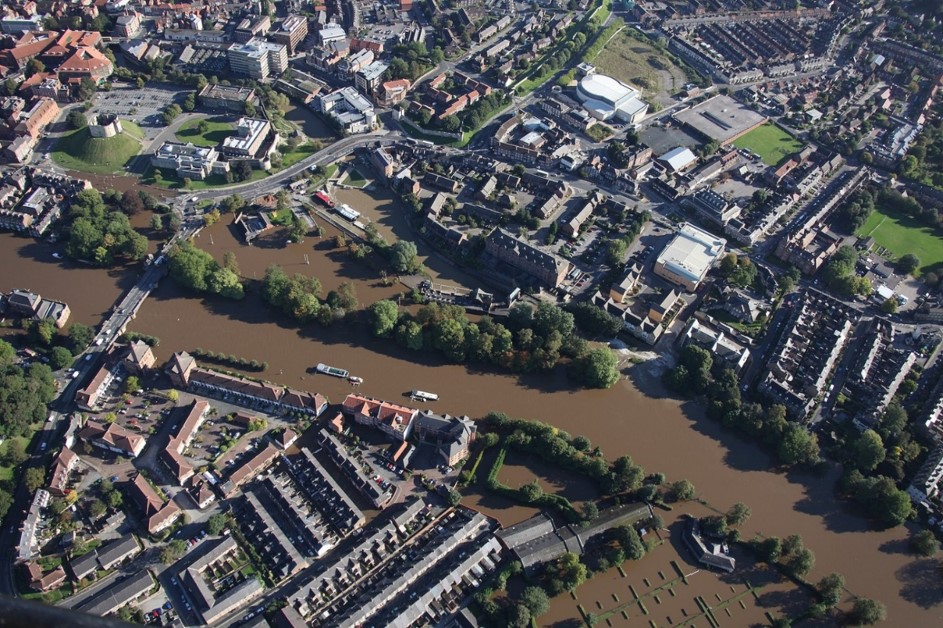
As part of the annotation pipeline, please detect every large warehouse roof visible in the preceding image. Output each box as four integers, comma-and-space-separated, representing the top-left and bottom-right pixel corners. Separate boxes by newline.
673, 95, 768, 144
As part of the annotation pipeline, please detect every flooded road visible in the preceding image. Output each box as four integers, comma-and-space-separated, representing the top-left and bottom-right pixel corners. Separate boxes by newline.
2, 189, 941, 624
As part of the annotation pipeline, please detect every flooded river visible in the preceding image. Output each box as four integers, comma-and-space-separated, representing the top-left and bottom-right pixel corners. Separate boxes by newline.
2, 196, 941, 624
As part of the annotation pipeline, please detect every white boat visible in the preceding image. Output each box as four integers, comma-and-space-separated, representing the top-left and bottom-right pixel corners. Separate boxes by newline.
316, 363, 349, 378
410, 390, 438, 402
348, 376, 363, 385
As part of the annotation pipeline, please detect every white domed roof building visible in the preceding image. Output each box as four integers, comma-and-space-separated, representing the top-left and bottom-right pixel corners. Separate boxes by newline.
576, 73, 648, 124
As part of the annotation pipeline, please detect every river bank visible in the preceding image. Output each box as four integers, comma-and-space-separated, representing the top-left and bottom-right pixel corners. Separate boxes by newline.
2, 208, 942, 624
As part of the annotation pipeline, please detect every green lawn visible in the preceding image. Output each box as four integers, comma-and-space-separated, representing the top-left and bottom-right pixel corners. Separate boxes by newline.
141, 166, 269, 190
268, 208, 293, 226
345, 168, 368, 188
51, 121, 144, 174
732, 123, 803, 166
858, 205, 943, 276
280, 142, 318, 168
175, 118, 233, 147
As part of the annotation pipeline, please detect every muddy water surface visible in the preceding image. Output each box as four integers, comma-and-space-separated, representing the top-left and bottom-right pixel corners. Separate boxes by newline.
5, 197, 939, 623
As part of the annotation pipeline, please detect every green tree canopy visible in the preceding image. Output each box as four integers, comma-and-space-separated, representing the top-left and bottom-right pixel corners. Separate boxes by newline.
369, 300, 400, 338
849, 598, 886, 625
49, 346, 73, 370
390, 241, 420, 273
520, 586, 549, 617
852, 429, 886, 472
911, 529, 938, 557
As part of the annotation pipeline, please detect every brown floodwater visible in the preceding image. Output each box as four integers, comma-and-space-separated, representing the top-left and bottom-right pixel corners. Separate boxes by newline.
0, 232, 136, 326
332, 185, 486, 289
3, 182, 940, 623
124, 215, 943, 625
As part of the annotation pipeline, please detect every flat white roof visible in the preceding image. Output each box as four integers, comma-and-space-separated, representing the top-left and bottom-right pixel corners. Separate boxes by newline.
578, 74, 638, 107
660, 146, 697, 172
656, 223, 726, 284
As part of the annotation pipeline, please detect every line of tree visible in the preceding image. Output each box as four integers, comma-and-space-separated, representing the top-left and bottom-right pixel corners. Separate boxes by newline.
167, 242, 244, 299
483, 412, 665, 498
665, 345, 821, 468
821, 245, 872, 298
0, 339, 57, 439
368, 299, 620, 388
64, 189, 148, 266
260, 264, 358, 325
190, 348, 267, 372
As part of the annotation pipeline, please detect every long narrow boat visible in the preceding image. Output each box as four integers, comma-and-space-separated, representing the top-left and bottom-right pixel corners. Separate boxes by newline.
410, 390, 439, 402
316, 363, 349, 378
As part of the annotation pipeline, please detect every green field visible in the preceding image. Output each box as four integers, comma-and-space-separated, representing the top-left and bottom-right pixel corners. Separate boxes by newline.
52, 120, 144, 174
858, 206, 943, 276
591, 29, 691, 100
280, 142, 318, 168
345, 168, 368, 188
141, 166, 269, 190
732, 123, 803, 165
175, 118, 234, 147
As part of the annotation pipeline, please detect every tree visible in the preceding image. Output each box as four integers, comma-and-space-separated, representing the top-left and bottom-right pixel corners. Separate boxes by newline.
520, 586, 549, 617
778, 424, 820, 466
668, 479, 695, 501
519, 480, 544, 504
759, 536, 782, 563
0, 489, 11, 520
615, 524, 646, 560
68, 110, 87, 130
897, 253, 920, 275
167, 390, 179, 405
25, 58, 45, 77
785, 547, 815, 577
849, 598, 886, 625
206, 513, 228, 535
816, 572, 845, 608
183, 92, 196, 112
881, 298, 898, 314
445, 487, 462, 506
0, 339, 13, 365
390, 241, 419, 273
910, 529, 938, 557
124, 376, 140, 394
572, 348, 620, 388
506, 604, 531, 628
369, 300, 399, 338
725, 502, 751, 526
77, 77, 97, 101
852, 429, 886, 472
3, 440, 27, 468
581, 501, 599, 522
88, 498, 107, 519
160, 539, 187, 564
24, 467, 46, 493
106, 489, 123, 508
49, 346, 73, 370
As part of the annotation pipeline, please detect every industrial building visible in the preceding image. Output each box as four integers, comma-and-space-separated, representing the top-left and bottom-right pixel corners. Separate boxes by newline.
653, 223, 727, 291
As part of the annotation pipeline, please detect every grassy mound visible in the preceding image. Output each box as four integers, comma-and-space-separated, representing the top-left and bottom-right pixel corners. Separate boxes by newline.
52, 120, 144, 174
